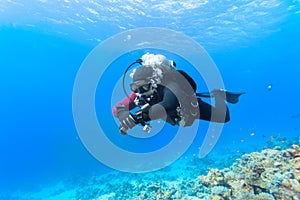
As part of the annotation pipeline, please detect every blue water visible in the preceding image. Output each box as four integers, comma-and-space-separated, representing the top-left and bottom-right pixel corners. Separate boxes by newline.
1, 0, 300, 198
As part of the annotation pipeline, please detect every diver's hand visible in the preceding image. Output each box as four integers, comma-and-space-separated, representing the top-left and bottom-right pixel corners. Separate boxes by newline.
116, 105, 137, 134
119, 113, 137, 130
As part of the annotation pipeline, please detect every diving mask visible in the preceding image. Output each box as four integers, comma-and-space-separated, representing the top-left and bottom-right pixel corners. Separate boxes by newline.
130, 80, 152, 94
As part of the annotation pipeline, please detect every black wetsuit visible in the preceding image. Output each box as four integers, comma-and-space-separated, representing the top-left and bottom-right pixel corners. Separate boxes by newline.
137, 71, 230, 126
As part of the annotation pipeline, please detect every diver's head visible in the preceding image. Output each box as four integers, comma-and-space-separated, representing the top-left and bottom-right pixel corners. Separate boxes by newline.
130, 66, 159, 96
129, 53, 176, 96
130, 79, 152, 94
132, 66, 154, 82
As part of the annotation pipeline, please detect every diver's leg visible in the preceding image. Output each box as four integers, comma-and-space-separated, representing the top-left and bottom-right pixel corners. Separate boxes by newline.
198, 98, 230, 123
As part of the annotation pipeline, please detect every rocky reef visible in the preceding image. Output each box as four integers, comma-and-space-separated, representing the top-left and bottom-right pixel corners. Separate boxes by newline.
198, 144, 300, 200
133, 145, 300, 200
8, 142, 300, 200
71, 144, 300, 200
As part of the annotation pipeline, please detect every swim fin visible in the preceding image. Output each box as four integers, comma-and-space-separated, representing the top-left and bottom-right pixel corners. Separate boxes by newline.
196, 90, 246, 104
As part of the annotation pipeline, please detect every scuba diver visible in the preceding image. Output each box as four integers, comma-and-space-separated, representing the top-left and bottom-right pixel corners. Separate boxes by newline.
112, 53, 245, 135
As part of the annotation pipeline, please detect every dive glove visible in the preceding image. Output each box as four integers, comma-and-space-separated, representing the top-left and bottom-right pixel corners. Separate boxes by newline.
116, 105, 137, 134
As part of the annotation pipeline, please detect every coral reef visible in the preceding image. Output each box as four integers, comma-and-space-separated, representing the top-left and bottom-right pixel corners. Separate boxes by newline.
9, 141, 300, 200
133, 144, 300, 200
199, 144, 300, 200
70, 144, 300, 200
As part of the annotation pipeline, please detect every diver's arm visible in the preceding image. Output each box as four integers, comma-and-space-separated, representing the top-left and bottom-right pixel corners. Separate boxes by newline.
146, 86, 179, 121
112, 92, 137, 117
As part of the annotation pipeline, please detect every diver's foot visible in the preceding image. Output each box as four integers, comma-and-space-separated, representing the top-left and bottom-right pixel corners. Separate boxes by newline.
211, 89, 245, 104
211, 89, 226, 100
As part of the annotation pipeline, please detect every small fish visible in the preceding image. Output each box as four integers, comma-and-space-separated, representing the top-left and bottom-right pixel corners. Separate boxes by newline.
267, 84, 272, 91
291, 114, 300, 119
